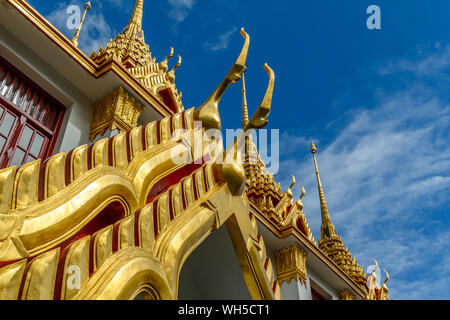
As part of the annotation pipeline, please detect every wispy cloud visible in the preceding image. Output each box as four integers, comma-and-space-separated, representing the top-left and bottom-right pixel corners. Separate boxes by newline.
377, 43, 450, 77
276, 46, 450, 299
203, 27, 238, 52
167, 0, 196, 23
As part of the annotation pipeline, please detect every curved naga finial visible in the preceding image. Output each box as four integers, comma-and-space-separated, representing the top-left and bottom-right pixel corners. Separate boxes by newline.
370, 258, 379, 280
219, 63, 275, 196
289, 175, 296, 190
299, 185, 306, 200
244, 63, 275, 131
167, 56, 182, 83
165, 47, 174, 62
160, 47, 174, 73
372, 258, 378, 273
172, 55, 182, 72
194, 28, 250, 130
383, 269, 389, 284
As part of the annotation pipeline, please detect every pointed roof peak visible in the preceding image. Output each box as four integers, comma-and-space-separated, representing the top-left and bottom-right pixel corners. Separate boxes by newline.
311, 142, 317, 154
311, 143, 336, 239
122, 0, 145, 39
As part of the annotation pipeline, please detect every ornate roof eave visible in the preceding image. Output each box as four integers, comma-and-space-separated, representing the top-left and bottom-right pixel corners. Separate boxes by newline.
4, 0, 176, 118
249, 202, 367, 299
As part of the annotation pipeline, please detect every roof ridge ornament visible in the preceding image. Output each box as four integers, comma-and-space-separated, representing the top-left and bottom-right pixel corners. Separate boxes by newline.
310, 142, 336, 238
71, 1, 92, 47
244, 63, 274, 131
217, 63, 275, 196
194, 28, 250, 130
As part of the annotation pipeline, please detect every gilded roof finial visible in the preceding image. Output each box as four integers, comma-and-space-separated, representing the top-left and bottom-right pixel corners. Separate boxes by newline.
71, 2, 92, 47
194, 28, 250, 130
310, 143, 368, 287
310, 142, 337, 239
167, 55, 182, 83
122, 0, 145, 39
242, 66, 249, 129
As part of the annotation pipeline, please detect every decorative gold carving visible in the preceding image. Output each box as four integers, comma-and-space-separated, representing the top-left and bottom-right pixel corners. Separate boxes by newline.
0, 167, 15, 214
0, 73, 281, 300
0, 259, 26, 300
275, 245, 308, 287
90, 0, 150, 68
214, 62, 275, 197
13, 160, 40, 209
0, 0, 384, 299
339, 289, 357, 300
90, 0, 184, 112
0, 214, 28, 261
244, 63, 274, 131
45, 153, 66, 199
240, 67, 314, 235
366, 259, 390, 300
93, 226, 113, 271
21, 248, 59, 300
61, 236, 90, 300
244, 138, 316, 243
250, 203, 367, 299
240, 71, 322, 256
90, 87, 145, 141
70, 145, 88, 182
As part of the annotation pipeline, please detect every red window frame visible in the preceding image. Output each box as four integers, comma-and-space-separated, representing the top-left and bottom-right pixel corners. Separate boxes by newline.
0, 56, 65, 169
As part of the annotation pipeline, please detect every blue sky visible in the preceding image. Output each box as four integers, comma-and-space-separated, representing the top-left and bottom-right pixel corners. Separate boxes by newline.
28, 0, 449, 299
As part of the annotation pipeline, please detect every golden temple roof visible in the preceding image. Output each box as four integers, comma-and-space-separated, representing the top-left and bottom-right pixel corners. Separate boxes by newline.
0, 0, 388, 299
90, 0, 184, 112
241, 73, 315, 243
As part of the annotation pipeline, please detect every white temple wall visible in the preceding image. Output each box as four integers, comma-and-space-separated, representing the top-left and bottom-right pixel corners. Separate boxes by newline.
0, 25, 94, 154
307, 268, 339, 300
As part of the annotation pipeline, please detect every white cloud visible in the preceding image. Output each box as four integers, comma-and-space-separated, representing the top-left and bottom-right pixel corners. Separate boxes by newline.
276, 48, 450, 299
168, 0, 196, 22
203, 27, 238, 52
378, 43, 450, 77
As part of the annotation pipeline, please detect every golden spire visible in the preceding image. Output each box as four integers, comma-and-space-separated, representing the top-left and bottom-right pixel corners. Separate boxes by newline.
310, 142, 337, 239
122, 0, 145, 39
242, 68, 249, 129
310, 143, 368, 289
71, 2, 92, 47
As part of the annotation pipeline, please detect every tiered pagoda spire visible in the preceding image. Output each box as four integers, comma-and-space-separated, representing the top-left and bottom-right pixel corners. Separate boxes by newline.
122, 0, 145, 39
310, 142, 337, 239
90, 0, 184, 112
90, 0, 151, 68
239, 73, 315, 242
310, 142, 367, 289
